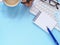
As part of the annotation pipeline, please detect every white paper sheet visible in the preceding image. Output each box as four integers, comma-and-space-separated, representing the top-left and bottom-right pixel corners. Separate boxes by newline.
30, 5, 40, 15
30, 0, 60, 15
30, 0, 40, 15
33, 12, 57, 32
30, 0, 60, 31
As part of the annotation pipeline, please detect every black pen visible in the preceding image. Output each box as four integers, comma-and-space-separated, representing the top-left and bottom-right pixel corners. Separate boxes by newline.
47, 27, 59, 45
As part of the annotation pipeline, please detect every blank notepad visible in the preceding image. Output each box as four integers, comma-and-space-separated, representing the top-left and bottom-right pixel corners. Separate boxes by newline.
33, 12, 57, 32
30, 0, 60, 31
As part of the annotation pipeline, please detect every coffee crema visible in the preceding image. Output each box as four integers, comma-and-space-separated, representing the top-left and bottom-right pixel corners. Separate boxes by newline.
5, 0, 19, 5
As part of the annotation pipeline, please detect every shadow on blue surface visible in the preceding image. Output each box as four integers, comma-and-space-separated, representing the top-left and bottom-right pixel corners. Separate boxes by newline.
0, 2, 30, 19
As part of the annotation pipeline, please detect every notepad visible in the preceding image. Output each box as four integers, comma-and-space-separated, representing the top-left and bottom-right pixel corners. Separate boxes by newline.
33, 12, 57, 32
54, 11, 60, 31
30, 0, 60, 31
30, 0, 60, 16
30, 0, 41, 15
30, 5, 40, 15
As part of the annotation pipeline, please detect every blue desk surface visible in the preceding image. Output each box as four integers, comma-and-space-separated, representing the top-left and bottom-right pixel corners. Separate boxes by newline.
0, 2, 60, 45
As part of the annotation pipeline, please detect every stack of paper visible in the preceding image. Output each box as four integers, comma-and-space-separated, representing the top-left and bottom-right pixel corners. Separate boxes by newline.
30, 0, 60, 32
30, 5, 40, 15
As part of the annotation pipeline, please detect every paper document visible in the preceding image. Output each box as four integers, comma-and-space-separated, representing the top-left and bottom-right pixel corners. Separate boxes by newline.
30, 5, 40, 15
30, 0, 60, 31
30, 0, 60, 16
33, 12, 57, 32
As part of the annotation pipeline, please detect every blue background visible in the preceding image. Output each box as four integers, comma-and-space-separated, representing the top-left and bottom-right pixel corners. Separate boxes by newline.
0, 2, 60, 45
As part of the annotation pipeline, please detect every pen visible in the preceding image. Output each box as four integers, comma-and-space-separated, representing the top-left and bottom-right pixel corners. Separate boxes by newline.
47, 27, 59, 45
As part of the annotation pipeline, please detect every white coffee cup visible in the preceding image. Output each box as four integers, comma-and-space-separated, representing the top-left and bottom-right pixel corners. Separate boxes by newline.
3, 0, 22, 7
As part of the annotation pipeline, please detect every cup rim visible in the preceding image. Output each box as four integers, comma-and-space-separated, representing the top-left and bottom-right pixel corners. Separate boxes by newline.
3, 0, 21, 7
